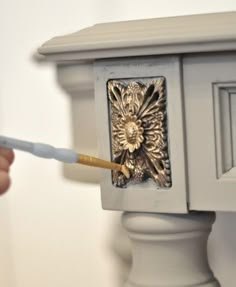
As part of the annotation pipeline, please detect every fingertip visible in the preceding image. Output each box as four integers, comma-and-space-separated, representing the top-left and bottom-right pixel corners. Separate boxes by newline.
0, 156, 10, 172
0, 148, 15, 165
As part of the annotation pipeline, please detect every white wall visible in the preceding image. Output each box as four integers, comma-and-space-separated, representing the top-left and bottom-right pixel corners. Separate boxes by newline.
1, 1, 236, 286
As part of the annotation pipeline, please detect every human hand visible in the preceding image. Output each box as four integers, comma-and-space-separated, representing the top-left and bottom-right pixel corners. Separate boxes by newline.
0, 148, 14, 194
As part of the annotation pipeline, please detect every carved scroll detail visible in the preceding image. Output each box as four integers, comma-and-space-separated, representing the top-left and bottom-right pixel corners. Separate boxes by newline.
107, 78, 171, 188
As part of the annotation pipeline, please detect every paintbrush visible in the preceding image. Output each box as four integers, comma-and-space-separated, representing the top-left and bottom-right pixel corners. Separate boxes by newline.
0, 135, 130, 178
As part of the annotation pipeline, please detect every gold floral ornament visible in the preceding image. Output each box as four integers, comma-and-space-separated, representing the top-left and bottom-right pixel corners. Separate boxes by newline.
107, 78, 172, 188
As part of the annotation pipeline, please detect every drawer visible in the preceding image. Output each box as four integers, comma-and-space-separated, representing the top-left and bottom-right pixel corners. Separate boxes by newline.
184, 53, 236, 211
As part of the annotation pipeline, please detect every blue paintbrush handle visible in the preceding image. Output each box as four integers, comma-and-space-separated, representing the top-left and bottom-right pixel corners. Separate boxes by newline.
0, 135, 77, 163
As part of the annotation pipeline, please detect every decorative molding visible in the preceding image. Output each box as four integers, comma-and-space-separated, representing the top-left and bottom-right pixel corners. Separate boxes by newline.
57, 63, 94, 95
107, 78, 171, 188
213, 82, 236, 180
95, 57, 187, 213
38, 12, 236, 62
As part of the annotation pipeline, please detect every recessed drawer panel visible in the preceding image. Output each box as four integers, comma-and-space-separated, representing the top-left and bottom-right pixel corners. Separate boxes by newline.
184, 53, 236, 211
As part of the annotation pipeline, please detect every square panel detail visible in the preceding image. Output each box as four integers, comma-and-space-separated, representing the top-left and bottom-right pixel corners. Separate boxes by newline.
95, 56, 187, 213
213, 82, 236, 179
107, 78, 172, 188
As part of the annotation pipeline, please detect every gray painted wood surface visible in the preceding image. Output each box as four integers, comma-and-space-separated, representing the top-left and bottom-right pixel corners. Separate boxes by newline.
184, 53, 236, 211
95, 56, 187, 213
38, 12, 236, 287
38, 12, 236, 62
122, 212, 220, 287
39, 11, 236, 213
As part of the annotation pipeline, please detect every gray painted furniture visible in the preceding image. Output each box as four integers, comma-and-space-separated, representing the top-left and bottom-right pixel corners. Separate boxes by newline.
39, 12, 236, 286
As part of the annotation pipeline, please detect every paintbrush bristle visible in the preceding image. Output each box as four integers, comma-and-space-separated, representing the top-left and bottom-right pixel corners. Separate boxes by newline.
121, 165, 130, 179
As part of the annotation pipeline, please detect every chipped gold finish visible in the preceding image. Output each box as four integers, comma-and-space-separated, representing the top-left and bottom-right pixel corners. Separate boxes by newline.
107, 78, 171, 188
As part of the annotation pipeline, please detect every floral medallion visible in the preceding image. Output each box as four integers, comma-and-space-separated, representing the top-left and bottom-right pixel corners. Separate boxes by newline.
107, 78, 171, 188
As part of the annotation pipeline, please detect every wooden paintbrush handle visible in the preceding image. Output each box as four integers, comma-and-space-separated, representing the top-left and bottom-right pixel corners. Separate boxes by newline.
77, 154, 122, 172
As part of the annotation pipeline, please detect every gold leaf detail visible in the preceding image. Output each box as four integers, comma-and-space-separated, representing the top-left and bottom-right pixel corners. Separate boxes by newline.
108, 78, 171, 188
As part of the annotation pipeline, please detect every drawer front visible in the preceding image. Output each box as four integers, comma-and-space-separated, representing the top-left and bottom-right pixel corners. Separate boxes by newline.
184, 53, 236, 211
94, 56, 187, 213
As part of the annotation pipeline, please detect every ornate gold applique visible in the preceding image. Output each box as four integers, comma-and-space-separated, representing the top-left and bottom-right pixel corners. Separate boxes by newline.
107, 78, 171, 188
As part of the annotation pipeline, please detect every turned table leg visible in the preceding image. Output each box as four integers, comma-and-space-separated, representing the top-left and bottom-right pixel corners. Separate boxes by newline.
122, 212, 220, 287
